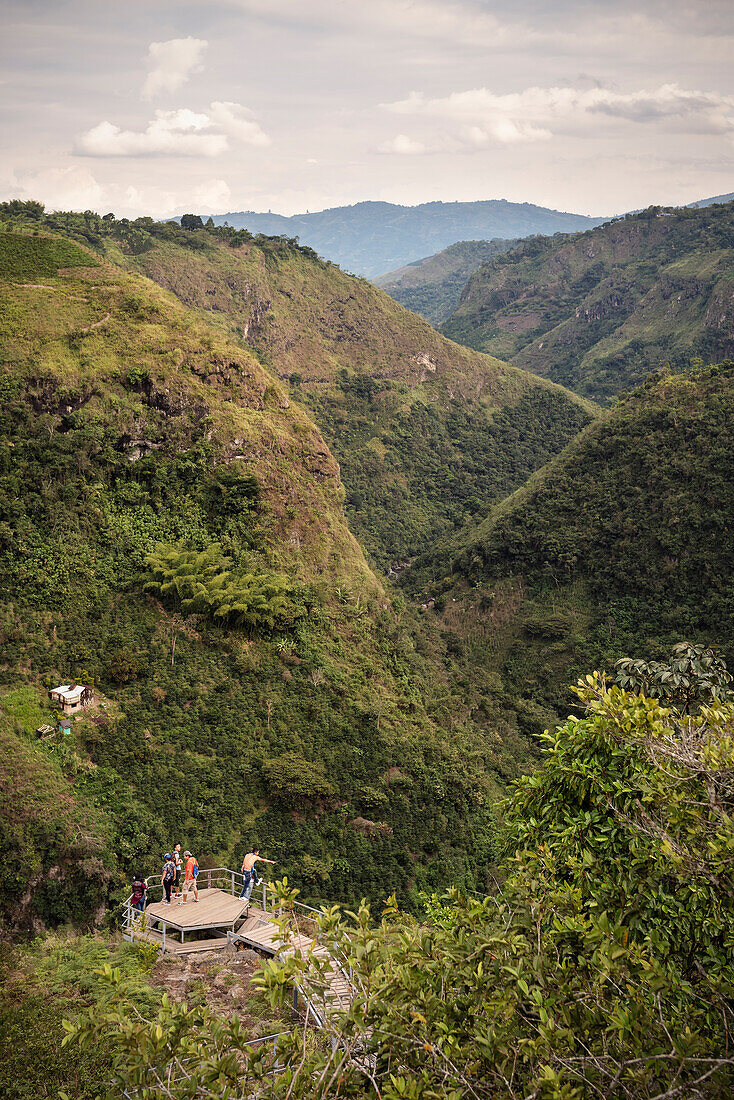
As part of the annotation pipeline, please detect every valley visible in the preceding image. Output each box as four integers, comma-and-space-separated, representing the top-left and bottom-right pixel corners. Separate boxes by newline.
1, 198, 733, 1100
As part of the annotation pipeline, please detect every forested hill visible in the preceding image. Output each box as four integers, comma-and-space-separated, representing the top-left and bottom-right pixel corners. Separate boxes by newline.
406, 363, 734, 729
207, 200, 605, 277
373, 239, 519, 325
105, 217, 594, 568
442, 202, 734, 403
0, 218, 515, 930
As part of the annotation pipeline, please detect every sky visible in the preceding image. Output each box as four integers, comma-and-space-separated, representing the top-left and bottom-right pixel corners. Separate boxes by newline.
1, 0, 733, 218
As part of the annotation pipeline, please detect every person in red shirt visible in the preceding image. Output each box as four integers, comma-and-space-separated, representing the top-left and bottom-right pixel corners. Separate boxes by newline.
131, 873, 147, 912
180, 850, 199, 904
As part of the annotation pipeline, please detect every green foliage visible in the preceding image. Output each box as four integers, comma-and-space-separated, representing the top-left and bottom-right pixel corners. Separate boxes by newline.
100, 210, 593, 567
262, 752, 333, 805
0, 935, 159, 1100
0, 216, 504, 922
375, 238, 519, 325
409, 364, 734, 737
615, 641, 733, 712
0, 233, 96, 280
60, 674, 734, 1098
180, 214, 204, 230
309, 374, 591, 567
442, 203, 734, 402
143, 541, 294, 630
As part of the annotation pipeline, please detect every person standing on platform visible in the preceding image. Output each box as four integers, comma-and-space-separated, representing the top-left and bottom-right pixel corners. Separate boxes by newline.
180, 850, 199, 904
161, 852, 176, 904
239, 848, 275, 904
131, 873, 147, 912
172, 843, 183, 899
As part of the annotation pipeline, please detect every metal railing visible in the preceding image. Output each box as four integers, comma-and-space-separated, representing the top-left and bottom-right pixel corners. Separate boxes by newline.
121, 866, 268, 946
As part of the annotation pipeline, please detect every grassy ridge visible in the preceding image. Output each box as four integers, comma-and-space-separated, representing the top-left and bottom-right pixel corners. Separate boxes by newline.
442, 203, 734, 402
0, 232, 97, 281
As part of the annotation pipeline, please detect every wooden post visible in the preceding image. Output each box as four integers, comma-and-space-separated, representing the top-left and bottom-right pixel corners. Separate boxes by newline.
207, 870, 212, 890
231, 870, 235, 895
262, 881, 266, 911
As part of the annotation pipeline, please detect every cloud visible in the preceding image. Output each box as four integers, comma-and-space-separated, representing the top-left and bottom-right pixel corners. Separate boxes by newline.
4, 166, 107, 212
383, 83, 734, 147
190, 178, 232, 211
75, 104, 270, 158
378, 134, 428, 155
209, 102, 271, 147
142, 37, 208, 99
237, 0, 505, 47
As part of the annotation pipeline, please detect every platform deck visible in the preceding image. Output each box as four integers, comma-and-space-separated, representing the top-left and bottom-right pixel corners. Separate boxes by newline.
145, 887, 248, 931
131, 929, 229, 955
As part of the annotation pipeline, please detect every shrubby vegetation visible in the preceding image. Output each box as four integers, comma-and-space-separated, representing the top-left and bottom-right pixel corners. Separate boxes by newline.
407, 363, 734, 737
0, 217, 511, 928
374, 238, 519, 325
442, 202, 734, 402
61, 666, 734, 1098
143, 542, 295, 631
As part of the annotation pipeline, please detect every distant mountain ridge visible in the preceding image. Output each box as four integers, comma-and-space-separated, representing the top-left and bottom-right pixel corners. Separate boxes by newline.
206, 200, 606, 277
687, 191, 734, 208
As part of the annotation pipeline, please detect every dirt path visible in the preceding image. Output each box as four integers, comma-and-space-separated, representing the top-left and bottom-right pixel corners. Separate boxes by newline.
81, 311, 110, 332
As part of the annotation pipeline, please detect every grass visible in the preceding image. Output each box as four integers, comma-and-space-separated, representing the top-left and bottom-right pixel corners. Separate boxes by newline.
0, 234, 97, 281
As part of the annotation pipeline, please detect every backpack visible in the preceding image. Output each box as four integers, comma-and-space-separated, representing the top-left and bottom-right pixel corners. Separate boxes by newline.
192, 865, 199, 878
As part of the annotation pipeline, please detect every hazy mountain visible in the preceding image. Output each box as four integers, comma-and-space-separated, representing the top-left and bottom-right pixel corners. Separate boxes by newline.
687, 191, 734, 208
206, 200, 606, 277
441, 202, 734, 403
374, 239, 520, 325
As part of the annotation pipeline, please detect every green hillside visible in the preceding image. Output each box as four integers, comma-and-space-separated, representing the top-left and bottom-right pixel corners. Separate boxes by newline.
0, 224, 511, 927
104, 219, 593, 568
406, 362, 734, 728
442, 203, 734, 403
374, 238, 518, 325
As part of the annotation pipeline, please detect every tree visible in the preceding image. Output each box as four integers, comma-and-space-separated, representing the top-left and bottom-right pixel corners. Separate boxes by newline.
615, 641, 733, 712
180, 214, 204, 230
63, 667, 734, 1099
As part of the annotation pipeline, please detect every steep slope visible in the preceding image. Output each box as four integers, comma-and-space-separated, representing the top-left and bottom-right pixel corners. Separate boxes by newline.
405, 363, 734, 731
374, 239, 518, 325
208, 200, 606, 277
106, 220, 594, 568
442, 204, 734, 402
0, 224, 507, 924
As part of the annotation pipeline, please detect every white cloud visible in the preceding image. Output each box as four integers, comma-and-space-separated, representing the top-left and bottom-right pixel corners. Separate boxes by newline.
5, 166, 107, 212
75, 104, 270, 158
190, 178, 232, 211
76, 110, 226, 157
378, 134, 427, 155
384, 82, 734, 146
142, 37, 208, 99
209, 101, 271, 147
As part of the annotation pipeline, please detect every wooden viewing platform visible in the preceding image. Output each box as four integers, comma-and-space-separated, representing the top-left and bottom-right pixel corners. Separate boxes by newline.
122, 868, 357, 1027
145, 888, 249, 932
